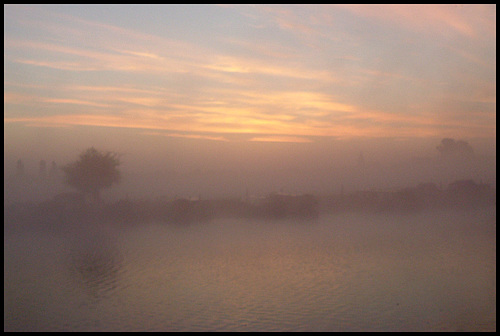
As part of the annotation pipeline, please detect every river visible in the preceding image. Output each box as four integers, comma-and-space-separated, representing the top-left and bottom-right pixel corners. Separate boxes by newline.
4, 207, 496, 331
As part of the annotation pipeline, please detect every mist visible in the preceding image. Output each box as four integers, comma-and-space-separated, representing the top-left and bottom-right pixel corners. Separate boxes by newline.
4, 196, 496, 331
5, 129, 496, 332
3, 124, 496, 203
5, 4, 496, 331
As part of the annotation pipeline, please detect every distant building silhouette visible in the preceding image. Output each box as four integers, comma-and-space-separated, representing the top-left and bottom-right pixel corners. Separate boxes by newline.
16, 159, 24, 177
39, 159, 47, 179
49, 161, 58, 178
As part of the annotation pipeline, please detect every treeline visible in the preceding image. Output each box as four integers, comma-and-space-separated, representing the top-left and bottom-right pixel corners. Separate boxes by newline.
322, 179, 495, 213
4, 179, 495, 232
93, 193, 318, 224
4, 192, 319, 231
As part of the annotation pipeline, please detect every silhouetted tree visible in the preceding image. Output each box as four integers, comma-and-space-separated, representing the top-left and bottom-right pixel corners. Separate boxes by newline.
437, 138, 474, 158
62, 147, 121, 204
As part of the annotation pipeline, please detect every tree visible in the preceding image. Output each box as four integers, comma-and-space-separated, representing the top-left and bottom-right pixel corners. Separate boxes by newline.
437, 138, 474, 158
62, 147, 121, 203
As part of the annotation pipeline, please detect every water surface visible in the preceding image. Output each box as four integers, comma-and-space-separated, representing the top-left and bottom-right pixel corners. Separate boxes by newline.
4, 208, 496, 331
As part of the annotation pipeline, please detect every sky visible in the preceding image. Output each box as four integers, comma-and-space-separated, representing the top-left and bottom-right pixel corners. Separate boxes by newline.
4, 4, 496, 199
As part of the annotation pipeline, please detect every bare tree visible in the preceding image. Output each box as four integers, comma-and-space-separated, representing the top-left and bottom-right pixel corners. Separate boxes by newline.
62, 147, 121, 203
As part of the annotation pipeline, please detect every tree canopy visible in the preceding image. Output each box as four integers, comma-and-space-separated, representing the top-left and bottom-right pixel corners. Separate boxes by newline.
62, 147, 121, 202
437, 138, 474, 158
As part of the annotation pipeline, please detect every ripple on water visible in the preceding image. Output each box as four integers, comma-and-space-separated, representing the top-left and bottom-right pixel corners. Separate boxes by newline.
4, 209, 497, 331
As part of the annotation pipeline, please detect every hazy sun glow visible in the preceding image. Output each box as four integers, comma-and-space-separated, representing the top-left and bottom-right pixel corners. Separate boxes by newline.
4, 4, 495, 144
4, 8, 496, 332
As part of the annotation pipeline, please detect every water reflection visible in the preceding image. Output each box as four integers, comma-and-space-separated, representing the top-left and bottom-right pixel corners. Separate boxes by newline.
68, 231, 124, 299
4, 208, 496, 331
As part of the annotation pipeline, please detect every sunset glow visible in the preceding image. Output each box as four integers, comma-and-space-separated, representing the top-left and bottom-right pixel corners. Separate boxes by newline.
4, 6, 496, 332
5, 4, 495, 144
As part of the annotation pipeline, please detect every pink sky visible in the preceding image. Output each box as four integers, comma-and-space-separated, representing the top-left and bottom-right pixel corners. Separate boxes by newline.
4, 5, 496, 198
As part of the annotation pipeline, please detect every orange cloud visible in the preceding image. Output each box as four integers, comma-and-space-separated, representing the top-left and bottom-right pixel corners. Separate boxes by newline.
5, 101, 495, 141
141, 131, 229, 142
4, 92, 32, 104
4, 5, 494, 143
249, 135, 313, 143
39, 98, 111, 108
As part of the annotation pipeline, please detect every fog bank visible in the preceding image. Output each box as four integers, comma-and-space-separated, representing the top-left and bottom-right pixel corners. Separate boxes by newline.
4, 127, 496, 203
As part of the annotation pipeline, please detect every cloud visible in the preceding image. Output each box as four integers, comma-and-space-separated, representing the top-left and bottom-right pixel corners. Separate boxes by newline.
339, 4, 494, 39
5, 72, 495, 140
4, 5, 496, 143
4, 92, 33, 105
39, 98, 111, 108
141, 131, 229, 142
260, 6, 318, 36
249, 135, 313, 143
7, 40, 190, 73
